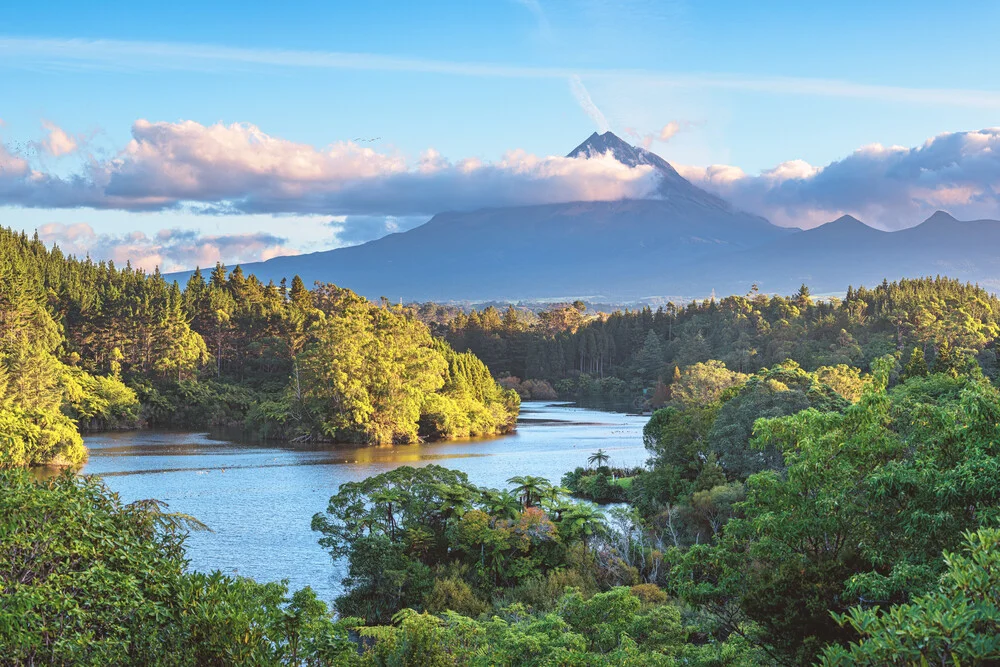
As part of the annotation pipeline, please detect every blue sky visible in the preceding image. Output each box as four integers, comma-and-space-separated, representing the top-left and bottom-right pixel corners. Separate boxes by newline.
2, 0, 999, 270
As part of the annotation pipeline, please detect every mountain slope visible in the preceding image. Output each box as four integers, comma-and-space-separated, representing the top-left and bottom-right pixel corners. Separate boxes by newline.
568, 131, 733, 211
667, 211, 1000, 296
166, 129, 1000, 302
170, 133, 792, 301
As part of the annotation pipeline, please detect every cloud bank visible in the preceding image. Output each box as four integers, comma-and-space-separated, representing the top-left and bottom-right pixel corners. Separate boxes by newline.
35, 222, 298, 273
5, 121, 1000, 234
0, 119, 659, 216
677, 127, 1000, 229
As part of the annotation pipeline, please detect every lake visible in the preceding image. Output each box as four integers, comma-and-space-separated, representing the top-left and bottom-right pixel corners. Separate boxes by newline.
80, 402, 650, 602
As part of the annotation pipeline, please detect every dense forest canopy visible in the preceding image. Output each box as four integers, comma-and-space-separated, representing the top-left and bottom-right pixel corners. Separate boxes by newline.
425, 278, 1000, 407
0, 227, 517, 466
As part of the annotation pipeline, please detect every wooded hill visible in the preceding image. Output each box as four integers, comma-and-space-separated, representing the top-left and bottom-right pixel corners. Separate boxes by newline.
426, 277, 1000, 408
0, 227, 518, 467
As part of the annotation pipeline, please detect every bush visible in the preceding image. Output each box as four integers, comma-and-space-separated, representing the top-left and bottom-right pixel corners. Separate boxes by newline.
630, 583, 668, 606
424, 576, 489, 617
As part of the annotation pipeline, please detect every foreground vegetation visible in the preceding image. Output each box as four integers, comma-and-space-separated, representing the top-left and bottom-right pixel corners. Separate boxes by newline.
7, 224, 1000, 664
0, 227, 517, 466
6, 361, 1000, 664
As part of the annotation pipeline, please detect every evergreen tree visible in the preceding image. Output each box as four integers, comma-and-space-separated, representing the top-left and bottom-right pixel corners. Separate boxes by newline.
903, 346, 929, 379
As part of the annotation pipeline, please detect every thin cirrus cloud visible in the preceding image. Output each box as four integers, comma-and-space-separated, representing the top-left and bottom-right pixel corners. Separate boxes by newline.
678, 127, 1000, 229
5, 36, 1000, 108
0, 119, 662, 216
34, 222, 299, 273
568, 75, 610, 133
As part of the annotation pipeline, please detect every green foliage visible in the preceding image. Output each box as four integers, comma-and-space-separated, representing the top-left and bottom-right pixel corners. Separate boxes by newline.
707, 360, 850, 479
0, 227, 516, 465
673, 370, 1000, 663
429, 277, 1000, 408
820, 528, 1000, 666
670, 360, 748, 408
0, 469, 360, 665
313, 466, 629, 624
294, 286, 517, 444
562, 465, 641, 504
358, 587, 698, 666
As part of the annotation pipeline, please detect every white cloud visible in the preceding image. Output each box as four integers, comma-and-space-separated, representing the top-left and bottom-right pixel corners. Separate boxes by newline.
568, 75, 611, 133
39, 121, 78, 156
626, 120, 696, 148
35, 221, 298, 272
677, 127, 1000, 229
7, 120, 1000, 234
0, 119, 661, 215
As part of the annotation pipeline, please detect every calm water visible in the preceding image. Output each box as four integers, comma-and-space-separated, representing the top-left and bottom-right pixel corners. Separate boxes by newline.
80, 402, 650, 602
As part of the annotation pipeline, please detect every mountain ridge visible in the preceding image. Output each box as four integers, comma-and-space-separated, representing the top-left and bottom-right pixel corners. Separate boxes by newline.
164, 133, 1000, 301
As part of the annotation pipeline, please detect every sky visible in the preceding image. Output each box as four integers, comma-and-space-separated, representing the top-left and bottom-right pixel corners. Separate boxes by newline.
2, 0, 999, 272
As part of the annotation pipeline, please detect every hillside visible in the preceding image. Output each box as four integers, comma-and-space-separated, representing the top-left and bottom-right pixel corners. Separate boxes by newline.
677, 211, 1000, 296
166, 134, 1000, 302
168, 132, 792, 301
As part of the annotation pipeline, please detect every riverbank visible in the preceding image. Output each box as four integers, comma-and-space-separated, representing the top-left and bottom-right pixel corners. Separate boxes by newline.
79, 402, 649, 600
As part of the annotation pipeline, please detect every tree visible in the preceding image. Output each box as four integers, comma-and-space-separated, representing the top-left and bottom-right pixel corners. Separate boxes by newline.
634, 330, 665, 384
289, 274, 312, 309
507, 475, 552, 508
902, 346, 929, 379
587, 449, 610, 468
820, 528, 1000, 666
670, 360, 747, 408
0, 469, 359, 664
559, 502, 606, 552
678, 365, 1000, 663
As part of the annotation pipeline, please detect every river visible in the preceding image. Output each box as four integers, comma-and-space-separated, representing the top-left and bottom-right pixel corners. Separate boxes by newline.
80, 402, 650, 602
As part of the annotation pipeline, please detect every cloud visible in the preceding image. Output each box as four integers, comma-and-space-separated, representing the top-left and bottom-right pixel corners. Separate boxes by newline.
35, 222, 298, 272
0, 119, 661, 215
7, 120, 1000, 231
5, 36, 1000, 108
626, 120, 696, 148
38, 121, 78, 156
676, 127, 1000, 229
568, 75, 611, 133
328, 215, 428, 246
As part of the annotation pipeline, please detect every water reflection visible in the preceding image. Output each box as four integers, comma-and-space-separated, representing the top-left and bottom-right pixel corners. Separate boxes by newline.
80, 402, 650, 601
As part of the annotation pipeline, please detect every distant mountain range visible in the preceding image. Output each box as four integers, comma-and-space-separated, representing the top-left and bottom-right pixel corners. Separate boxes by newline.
168, 132, 1000, 301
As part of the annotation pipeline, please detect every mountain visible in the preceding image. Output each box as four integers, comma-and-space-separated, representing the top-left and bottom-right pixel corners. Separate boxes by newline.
169, 132, 792, 301
567, 132, 732, 210
166, 131, 1000, 302
668, 211, 1000, 297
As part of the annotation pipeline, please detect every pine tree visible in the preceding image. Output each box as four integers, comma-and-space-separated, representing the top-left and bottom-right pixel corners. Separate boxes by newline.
289, 275, 312, 309
903, 347, 928, 379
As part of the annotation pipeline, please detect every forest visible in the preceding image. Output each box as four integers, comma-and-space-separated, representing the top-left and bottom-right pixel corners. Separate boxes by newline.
6, 357, 1000, 664
424, 278, 1000, 409
0, 227, 518, 467
4, 226, 1000, 664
